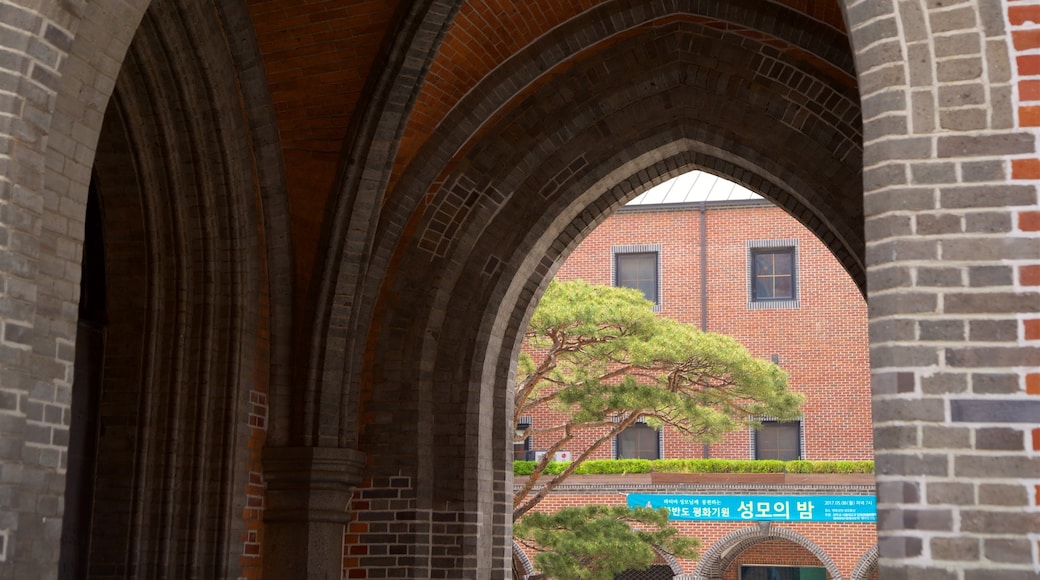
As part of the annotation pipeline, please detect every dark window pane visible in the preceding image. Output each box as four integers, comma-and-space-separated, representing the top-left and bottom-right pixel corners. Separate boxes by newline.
755, 254, 773, 275
615, 565, 674, 579
741, 566, 826, 580
751, 248, 796, 301
514, 422, 531, 461
617, 253, 658, 303
755, 421, 800, 460
756, 278, 772, 298
617, 423, 659, 459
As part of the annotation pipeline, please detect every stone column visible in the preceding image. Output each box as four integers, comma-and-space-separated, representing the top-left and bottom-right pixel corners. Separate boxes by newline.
262, 446, 366, 580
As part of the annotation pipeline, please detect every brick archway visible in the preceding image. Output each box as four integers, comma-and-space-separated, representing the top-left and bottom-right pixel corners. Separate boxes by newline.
0, 0, 1037, 578
339, 2, 865, 572
849, 545, 878, 580
691, 526, 843, 580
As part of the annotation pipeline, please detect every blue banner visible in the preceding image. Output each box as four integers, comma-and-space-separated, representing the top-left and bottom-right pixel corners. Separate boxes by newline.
626, 494, 876, 523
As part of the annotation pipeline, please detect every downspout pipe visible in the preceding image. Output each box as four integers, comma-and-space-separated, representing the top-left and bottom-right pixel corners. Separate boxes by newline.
700, 200, 711, 459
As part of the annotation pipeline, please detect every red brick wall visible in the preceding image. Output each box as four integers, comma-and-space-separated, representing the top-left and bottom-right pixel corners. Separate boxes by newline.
1007, 2, 1040, 559
532, 201, 872, 462
525, 490, 877, 577
515, 200, 876, 577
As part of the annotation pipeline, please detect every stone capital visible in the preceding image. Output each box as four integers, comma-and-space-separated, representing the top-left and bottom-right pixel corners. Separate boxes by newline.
262, 446, 366, 524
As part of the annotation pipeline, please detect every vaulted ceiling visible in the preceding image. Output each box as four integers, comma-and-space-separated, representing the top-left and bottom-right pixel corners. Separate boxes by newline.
243, 0, 855, 297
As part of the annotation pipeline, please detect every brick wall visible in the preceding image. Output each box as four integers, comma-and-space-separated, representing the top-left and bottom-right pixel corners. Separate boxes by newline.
523, 487, 877, 578
526, 200, 873, 463
1008, 1, 1040, 567
513, 197, 875, 577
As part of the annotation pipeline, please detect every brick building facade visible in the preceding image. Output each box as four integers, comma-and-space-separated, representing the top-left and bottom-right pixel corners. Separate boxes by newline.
515, 174, 876, 579
0, 1, 1038, 578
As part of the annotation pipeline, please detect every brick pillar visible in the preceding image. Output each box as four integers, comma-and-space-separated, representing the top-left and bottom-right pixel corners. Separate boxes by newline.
263, 447, 366, 580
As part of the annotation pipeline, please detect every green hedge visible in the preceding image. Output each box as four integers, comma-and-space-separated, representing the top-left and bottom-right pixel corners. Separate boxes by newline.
513, 458, 873, 476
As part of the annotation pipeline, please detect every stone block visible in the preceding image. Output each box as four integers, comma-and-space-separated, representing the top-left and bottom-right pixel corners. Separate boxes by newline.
922, 425, 971, 448
875, 453, 949, 476
968, 265, 1013, 287
964, 570, 1040, 580
877, 563, 958, 579
916, 266, 963, 287
975, 428, 1024, 451
933, 32, 981, 59
868, 293, 937, 318
877, 535, 923, 559
931, 537, 980, 561
863, 187, 934, 216
919, 320, 965, 341
941, 185, 1036, 209
937, 133, 1035, 158
971, 373, 1020, 395
955, 455, 1040, 478
910, 162, 957, 184
870, 319, 916, 342
868, 266, 912, 291
874, 425, 919, 449
866, 214, 913, 239
926, 481, 975, 505
985, 540, 1035, 565
965, 211, 1012, 233
877, 480, 921, 504
978, 483, 1028, 506
946, 293, 1040, 314
921, 373, 968, 395
960, 160, 1005, 182
871, 344, 940, 367
961, 510, 1040, 534
937, 57, 983, 83
968, 321, 1017, 343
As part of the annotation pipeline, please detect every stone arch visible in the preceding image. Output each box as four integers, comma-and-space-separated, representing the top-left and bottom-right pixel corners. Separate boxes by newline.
625, 545, 685, 579
336, 1, 865, 571
512, 540, 536, 580
302, 0, 461, 449
849, 545, 878, 580
79, 0, 275, 574
839, 0, 1029, 577
691, 525, 843, 580
510, 539, 681, 580
0, 1, 150, 575
0, 0, 290, 575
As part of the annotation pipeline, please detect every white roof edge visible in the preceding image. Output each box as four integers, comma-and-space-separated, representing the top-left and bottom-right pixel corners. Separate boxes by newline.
627, 171, 763, 206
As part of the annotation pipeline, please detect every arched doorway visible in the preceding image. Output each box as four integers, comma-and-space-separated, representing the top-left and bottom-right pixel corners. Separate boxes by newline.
692, 526, 842, 580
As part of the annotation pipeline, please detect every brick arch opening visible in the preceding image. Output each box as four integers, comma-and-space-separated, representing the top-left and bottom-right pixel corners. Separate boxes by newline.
691, 526, 843, 580
0, 0, 1035, 578
49, 0, 280, 576
512, 540, 536, 580
338, 1, 866, 574
849, 545, 878, 580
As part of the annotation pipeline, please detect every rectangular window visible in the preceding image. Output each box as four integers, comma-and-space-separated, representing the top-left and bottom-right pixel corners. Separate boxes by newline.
755, 420, 801, 461
751, 248, 795, 301
740, 566, 826, 580
747, 240, 799, 310
614, 250, 659, 304
615, 423, 661, 460
514, 419, 532, 461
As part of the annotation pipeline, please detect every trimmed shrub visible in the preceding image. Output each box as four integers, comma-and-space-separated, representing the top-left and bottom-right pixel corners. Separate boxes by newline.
513, 458, 874, 476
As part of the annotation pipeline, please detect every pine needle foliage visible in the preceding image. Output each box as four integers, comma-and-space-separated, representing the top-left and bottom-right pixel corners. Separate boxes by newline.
514, 280, 803, 520
512, 505, 698, 580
